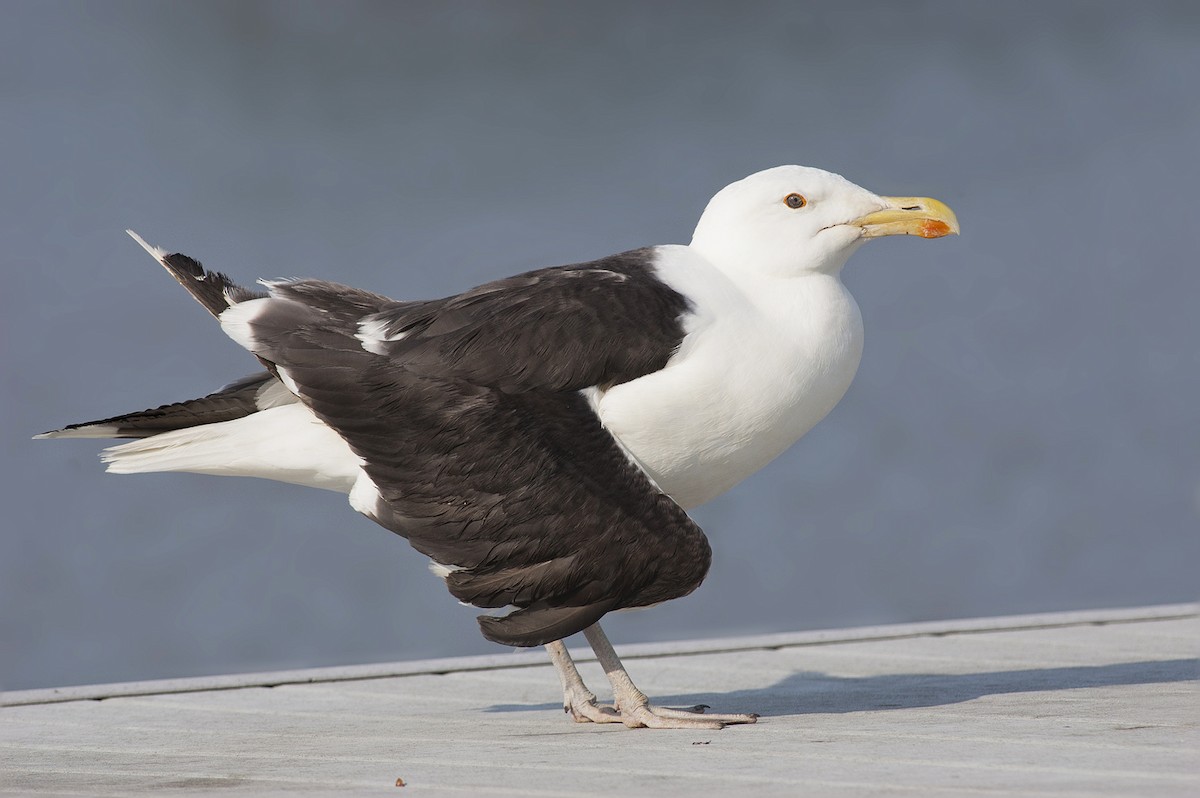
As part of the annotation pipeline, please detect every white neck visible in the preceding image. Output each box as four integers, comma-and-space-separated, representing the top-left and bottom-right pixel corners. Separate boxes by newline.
689, 230, 865, 280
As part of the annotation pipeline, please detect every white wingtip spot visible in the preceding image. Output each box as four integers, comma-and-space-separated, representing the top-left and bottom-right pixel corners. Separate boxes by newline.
126, 230, 169, 262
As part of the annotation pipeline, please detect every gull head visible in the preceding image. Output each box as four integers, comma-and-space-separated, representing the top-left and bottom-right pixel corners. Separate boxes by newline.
690, 165, 959, 278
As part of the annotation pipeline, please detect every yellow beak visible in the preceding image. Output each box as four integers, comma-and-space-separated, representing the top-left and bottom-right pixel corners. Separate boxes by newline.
849, 196, 960, 239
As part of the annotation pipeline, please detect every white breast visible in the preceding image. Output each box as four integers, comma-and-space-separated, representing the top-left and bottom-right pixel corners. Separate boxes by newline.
591, 245, 864, 509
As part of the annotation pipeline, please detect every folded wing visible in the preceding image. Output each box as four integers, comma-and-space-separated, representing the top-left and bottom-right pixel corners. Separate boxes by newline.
217, 250, 710, 646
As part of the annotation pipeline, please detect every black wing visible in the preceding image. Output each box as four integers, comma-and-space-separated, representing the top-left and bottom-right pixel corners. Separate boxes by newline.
355, 249, 691, 392
223, 250, 710, 646
36, 371, 283, 439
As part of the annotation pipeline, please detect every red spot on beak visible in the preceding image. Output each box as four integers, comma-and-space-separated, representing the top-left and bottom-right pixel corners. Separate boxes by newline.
918, 220, 952, 239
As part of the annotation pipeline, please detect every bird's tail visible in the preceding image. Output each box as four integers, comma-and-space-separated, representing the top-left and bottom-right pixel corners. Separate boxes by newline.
34, 231, 284, 442
94, 402, 358, 492
35, 372, 359, 492
35, 232, 362, 493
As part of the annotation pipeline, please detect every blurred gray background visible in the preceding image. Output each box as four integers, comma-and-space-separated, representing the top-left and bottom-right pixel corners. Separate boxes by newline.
3, 1, 1197, 692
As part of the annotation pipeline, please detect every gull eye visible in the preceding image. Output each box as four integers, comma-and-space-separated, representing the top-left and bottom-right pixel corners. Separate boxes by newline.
784, 193, 807, 209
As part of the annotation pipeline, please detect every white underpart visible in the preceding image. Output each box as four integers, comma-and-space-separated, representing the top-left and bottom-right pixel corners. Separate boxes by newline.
590, 244, 865, 510
580, 386, 665, 494
102, 402, 363, 492
580, 166, 889, 509
356, 316, 408, 356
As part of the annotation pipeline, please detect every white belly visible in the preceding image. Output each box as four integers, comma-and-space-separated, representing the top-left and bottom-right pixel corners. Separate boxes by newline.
593, 256, 864, 509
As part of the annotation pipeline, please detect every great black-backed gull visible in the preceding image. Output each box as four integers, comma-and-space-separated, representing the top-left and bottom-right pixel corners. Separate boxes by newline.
38, 165, 958, 729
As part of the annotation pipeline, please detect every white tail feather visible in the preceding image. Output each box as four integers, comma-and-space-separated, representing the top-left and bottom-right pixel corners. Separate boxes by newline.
102, 403, 362, 493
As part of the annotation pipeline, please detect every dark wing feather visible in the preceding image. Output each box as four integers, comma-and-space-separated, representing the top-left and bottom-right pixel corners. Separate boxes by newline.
353, 380, 711, 646
157, 252, 266, 318
350, 248, 692, 392
226, 251, 710, 646
36, 372, 283, 439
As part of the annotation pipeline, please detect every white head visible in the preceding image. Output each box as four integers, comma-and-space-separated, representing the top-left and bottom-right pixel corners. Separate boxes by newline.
690, 165, 958, 278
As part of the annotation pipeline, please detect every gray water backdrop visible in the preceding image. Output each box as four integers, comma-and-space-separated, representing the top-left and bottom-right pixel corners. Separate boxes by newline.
2, 1, 1197, 691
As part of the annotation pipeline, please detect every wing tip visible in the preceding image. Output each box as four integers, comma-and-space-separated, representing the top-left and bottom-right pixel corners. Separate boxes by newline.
33, 423, 122, 440
126, 229, 169, 262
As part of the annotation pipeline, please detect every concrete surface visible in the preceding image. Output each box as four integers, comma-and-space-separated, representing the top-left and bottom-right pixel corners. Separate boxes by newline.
2, 605, 1196, 796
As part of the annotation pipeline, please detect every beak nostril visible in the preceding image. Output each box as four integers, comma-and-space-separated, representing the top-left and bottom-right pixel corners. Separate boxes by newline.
900, 205, 921, 211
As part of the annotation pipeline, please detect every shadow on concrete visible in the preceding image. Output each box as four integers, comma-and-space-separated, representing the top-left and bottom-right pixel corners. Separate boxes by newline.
487, 657, 1198, 717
